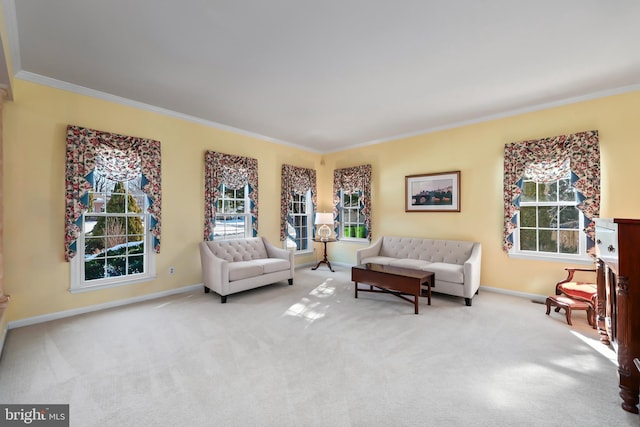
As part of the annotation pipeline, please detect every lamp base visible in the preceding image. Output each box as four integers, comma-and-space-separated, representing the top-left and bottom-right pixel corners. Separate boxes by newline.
317, 224, 331, 241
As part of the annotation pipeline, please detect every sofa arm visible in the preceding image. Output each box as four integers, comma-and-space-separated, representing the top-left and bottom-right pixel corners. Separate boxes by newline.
355, 237, 383, 265
262, 237, 295, 276
463, 242, 482, 298
199, 242, 229, 295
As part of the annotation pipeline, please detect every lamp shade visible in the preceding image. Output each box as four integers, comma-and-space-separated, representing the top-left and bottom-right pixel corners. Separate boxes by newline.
314, 212, 334, 225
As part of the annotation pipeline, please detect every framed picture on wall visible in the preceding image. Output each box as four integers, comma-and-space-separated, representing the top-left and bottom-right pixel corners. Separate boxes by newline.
405, 171, 460, 212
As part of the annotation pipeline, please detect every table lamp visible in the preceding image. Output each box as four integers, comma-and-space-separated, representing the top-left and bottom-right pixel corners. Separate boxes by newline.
315, 212, 334, 241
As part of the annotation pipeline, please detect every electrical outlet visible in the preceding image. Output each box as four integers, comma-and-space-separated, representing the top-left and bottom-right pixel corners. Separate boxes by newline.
169, 267, 175, 275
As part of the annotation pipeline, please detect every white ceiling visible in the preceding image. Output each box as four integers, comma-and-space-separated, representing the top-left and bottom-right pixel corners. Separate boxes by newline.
5, 0, 640, 153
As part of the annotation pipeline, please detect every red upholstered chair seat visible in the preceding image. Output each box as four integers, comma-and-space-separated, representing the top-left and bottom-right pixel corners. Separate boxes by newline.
555, 268, 597, 306
557, 282, 597, 305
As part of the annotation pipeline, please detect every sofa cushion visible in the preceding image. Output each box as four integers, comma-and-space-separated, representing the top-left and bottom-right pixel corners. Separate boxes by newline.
389, 259, 432, 270
424, 262, 464, 283
208, 238, 269, 262
228, 261, 264, 281
360, 256, 396, 265
254, 258, 291, 274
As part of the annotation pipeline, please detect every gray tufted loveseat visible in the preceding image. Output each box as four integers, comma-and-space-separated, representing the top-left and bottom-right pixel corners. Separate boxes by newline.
199, 237, 294, 303
356, 236, 482, 306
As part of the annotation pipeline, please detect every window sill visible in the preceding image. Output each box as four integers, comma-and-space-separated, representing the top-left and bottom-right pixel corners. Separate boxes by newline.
69, 275, 157, 294
294, 249, 314, 256
339, 237, 369, 244
508, 252, 594, 265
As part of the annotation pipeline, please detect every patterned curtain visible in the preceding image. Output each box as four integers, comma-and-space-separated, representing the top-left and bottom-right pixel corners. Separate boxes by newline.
333, 164, 372, 240
280, 164, 317, 241
204, 151, 259, 240
503, 130, 600, 253
64, 125, 162, 261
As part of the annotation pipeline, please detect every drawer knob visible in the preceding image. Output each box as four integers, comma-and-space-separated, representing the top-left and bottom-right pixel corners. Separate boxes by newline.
608, 245, 615, 253
596, 239, 602, 244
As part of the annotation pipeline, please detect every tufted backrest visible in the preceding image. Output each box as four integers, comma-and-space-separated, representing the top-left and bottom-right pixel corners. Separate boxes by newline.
203, 237, 268, 262
379, 236, 474, 265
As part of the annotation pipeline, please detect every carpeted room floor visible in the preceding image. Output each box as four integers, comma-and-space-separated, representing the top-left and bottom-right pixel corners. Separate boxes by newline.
0, 266, 637, 427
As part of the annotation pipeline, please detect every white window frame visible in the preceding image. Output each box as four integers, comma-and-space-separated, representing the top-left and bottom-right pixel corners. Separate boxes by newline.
70, 175, 156, 293
214, 184, 252, 240
509, 174, 593, 265
286, 189, 313, 253
340, 189, 368, 242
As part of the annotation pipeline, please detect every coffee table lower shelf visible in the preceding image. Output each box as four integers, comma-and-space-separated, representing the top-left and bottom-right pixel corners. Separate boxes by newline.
351, 263, 434, 314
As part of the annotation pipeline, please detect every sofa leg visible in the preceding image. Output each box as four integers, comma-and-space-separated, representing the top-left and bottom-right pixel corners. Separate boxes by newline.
288, 278, 293, 286
465, 298, 472, 306
204, 286, 210, 294
221, 295, 227, 303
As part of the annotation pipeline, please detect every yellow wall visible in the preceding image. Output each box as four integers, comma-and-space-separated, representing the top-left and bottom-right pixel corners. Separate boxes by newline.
324, 90, 640, 295
4, 78, 640, 324
3, 79, 320, 322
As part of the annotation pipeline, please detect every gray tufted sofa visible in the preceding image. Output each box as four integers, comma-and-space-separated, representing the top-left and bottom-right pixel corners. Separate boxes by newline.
356, 236, 482, 306
199, 237, 294, 303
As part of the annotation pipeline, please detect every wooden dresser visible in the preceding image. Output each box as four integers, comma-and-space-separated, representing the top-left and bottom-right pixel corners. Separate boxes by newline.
595, 218, 640, 413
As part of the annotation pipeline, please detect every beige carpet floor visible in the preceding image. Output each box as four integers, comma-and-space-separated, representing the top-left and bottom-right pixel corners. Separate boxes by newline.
0, 266, 637, 426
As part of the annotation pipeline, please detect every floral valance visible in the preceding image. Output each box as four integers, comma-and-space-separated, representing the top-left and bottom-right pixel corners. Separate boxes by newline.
64, 125, 162, 261
280, 164, 317, 241
333, 164, 372, 240
204, 151, 259, 240
503, 130, 600, 253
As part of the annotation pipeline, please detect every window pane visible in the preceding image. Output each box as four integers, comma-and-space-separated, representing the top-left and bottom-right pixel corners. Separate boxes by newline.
127, 237, 144, 254
559, 206, 579, 229
521, 181, 537, 202
128, 195, 144, 213
85, 259, 105, 280
559, 230, 579, 254
106, 257, 126, 277
520, 229, 537, 251
128, 255, 144, 274
537, 206, 557, 228
520, 207, 537, 227
538, 181, 558, 202
85, 237, 106, 257
558, 179, 575, 202
538, 230, 557, 253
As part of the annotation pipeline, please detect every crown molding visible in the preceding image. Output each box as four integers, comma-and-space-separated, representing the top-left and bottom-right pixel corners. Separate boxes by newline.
14, 70, 321, 153
340, 83, 640, 153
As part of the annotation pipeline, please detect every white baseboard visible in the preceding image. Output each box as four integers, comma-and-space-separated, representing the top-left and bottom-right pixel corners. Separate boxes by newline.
8, 284, 203, 330
480, 285, 546, 303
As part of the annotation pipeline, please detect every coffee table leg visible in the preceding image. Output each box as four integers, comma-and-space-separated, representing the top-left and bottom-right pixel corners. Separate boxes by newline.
414, 293, 419, 314
354, 282, 358, 298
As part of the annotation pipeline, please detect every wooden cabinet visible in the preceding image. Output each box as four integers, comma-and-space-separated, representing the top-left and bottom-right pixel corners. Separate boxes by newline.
595, 218, 640, 413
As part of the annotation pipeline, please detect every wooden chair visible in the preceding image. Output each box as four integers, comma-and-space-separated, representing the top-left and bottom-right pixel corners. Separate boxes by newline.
554, 267, 597, 328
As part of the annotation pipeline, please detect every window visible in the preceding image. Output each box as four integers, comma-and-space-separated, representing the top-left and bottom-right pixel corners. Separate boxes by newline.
512, 172, 588, 260
65, 125, 162, 293
214, 184, 251, 240
280, 164, 317, 250
72, 170, 155, 289
286, 189, 312, 251
333, 164, 372, 241
503, 130, 600, 263
204, 151, 258, 241
340, 190, 367, 239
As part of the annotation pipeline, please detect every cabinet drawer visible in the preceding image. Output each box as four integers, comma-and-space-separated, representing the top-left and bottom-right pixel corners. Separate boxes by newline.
595, 219, 618, 261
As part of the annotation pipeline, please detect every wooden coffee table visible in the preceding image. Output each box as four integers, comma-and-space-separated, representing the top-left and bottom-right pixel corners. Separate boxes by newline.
351, 263, 434, 314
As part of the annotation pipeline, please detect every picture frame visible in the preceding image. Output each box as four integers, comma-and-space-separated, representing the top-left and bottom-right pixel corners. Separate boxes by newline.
405, 171, 460, 212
